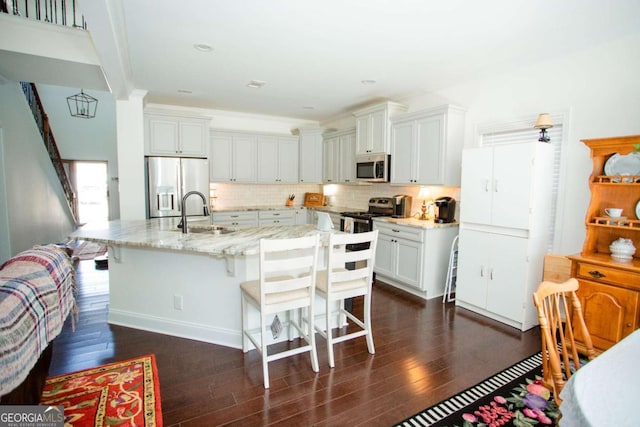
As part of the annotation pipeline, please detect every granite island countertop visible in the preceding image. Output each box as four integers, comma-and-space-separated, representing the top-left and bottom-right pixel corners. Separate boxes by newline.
373, 217, 459, 229
69, 218, 333, 258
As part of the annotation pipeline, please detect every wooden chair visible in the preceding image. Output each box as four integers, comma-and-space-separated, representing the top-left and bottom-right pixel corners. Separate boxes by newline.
532, 278, 596, 405
315, 230, 378, 368
240, 234, 320, 388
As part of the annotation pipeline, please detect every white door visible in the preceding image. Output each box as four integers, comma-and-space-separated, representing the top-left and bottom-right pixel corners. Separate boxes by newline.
415, 114, 444, 184
148, 117, 179, 155
390, 121, 414, 184
232, 135, 258, 182
210, 134, 233, 182
486, 234, 528, 321
459, 147, 493, 225
257, 136, 279, 182
395, 238, 423, 289
355, 116, 370, 155
369, 109, 386, 153
491, 144, 533, 229
456, 229, 489, 308
323, 137, 338, 183
278, 138, 299, 183
179, 120, 207, 156
374, 232, 395, 278
339, 133, 356, 183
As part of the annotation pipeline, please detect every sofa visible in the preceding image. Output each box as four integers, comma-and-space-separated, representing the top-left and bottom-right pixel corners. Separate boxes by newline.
0, 244, 76, 403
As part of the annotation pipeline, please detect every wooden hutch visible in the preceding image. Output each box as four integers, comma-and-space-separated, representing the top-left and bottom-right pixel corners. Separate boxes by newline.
568, 135, 640, 354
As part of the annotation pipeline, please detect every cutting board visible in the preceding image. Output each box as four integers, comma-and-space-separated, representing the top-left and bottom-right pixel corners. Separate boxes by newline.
303, 192, 325, 207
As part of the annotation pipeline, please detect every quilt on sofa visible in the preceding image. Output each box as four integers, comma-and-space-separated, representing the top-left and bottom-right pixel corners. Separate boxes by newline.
0, 244, 76, 396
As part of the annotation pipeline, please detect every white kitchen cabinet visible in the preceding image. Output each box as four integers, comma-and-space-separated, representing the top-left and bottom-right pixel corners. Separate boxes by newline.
353, 101, 407, 155
209, 132, 258, 183
211, 211, 259, 228
460, 143, 547, 229
456, 230, 530, 322
294, 208, 307, 225
456, 141, 554, 331
296, 128, 324, 184
257, 135, 299, 183
258, 209, 296, 226
373, 220, 458, 300
323, 128, 356, 184
145, 114, 209, 157
390, 105, 465, 186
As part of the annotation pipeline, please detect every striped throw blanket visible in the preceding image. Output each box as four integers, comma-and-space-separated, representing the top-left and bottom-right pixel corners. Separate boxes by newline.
0, 245, 76, 396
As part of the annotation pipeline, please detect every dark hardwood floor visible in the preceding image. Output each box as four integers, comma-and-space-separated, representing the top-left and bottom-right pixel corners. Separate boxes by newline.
49, 260, 542, 426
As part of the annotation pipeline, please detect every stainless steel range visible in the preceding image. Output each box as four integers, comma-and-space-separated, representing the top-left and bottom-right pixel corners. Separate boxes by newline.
340, 197, 396, 233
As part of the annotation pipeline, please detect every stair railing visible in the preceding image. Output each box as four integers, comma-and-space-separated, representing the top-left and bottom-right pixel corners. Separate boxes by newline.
1, 0, 86, 29
20, 82, 78, 223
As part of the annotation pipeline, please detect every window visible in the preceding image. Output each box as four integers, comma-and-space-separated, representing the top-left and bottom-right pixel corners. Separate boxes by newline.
478, 113, 568, 252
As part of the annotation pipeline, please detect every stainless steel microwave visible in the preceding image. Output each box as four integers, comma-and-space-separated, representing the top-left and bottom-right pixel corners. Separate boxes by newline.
356, 154, 390, 182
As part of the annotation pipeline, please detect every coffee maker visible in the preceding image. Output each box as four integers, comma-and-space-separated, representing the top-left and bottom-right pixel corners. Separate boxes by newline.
392, 194, 412, 218
435, 197, 456, 223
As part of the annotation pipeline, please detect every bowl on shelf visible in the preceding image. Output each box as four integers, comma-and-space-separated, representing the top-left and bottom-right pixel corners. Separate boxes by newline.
609, 238, 636, 260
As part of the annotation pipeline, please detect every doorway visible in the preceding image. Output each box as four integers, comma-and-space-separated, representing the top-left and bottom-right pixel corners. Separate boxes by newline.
65, 161, 109, 224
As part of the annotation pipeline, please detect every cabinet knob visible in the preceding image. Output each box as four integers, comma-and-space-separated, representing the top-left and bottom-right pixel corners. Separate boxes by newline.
627, 323, 632, 327
588, 270, 605, 279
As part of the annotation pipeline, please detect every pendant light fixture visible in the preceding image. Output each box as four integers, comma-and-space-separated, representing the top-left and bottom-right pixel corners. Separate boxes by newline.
66, 89, 98, 119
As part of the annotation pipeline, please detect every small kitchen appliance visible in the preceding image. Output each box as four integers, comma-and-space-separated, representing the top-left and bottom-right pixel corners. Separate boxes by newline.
435, 197, 456, 223
392, 194, 412, 218
356, 154, 390, 182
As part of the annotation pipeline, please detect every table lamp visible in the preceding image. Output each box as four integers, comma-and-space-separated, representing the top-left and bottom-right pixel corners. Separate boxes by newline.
418, 187, 432, 220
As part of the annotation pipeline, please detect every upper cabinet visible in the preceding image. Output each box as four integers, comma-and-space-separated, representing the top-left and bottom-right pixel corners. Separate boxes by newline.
145, 113, 210, 157
257, 135, 299, 183
210, 130, 299, 184
296, 128, 324, 184
353, 101, 407, 155
210, 132, 258, 183
579, 135, 640, 257
459, 142, 553, 230
390, 105, 465, 186
323, 128, 356, 184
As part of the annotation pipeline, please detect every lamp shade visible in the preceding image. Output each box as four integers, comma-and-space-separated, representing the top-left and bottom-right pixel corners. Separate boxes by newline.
418, 187, 431, 200
534, 113, 553, 129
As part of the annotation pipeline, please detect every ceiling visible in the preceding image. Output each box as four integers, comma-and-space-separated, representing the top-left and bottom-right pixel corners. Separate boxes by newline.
81, 0, 640, 121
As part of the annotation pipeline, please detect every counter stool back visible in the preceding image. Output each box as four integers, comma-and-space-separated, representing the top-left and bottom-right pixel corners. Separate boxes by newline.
315, 229, 378, 368
240, 234, 320, 389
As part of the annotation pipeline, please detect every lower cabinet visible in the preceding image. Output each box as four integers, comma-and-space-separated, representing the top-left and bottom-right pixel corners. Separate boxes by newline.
258, 210, 296, 226
211, 211, 258, 228
569, 255, 640, 353
456, 228, 538, 330
373, 220, 458, 300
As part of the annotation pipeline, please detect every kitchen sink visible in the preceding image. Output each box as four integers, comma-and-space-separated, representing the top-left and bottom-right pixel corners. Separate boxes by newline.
184, 225, 236, 235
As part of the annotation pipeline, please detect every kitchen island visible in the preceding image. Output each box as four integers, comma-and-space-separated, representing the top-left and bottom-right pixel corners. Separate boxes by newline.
70, 218, 335, 349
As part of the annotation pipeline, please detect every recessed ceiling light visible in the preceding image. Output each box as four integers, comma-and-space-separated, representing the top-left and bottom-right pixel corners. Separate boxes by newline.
246, 80, 267, 89
193, 43, 213, 52
361, 79, 377, 85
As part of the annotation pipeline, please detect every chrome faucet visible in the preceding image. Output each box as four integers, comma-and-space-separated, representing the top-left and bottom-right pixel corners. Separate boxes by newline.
178, 191, 210, 234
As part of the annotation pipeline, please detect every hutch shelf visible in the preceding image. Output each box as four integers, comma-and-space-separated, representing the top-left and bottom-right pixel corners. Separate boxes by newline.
569, 135, 640, 354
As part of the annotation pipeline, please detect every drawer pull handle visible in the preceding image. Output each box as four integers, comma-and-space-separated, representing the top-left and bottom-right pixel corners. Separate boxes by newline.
588, 270, 605, 278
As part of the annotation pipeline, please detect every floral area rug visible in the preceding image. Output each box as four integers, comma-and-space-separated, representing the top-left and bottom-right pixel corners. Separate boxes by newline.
395, 353, 560, 426
40, 354, 162, 427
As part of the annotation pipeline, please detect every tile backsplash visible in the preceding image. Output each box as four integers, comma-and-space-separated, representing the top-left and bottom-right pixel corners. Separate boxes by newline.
210, 182, 460, 218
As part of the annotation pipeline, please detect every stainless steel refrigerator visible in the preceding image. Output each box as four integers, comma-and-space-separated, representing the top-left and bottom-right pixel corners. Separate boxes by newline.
146, 157, 210, 218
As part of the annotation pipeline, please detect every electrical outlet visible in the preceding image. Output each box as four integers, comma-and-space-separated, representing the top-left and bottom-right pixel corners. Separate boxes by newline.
173, 295, 183, 310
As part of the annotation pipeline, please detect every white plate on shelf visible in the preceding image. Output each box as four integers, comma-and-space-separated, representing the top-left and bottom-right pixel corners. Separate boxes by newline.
636, 200, 640, 220
604, 152, 640, 177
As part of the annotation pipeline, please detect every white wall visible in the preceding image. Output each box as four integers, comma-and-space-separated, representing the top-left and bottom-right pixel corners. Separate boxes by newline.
36, 84, 120, 219
408, 34, 640, 254
0, 82, 75, 262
